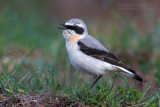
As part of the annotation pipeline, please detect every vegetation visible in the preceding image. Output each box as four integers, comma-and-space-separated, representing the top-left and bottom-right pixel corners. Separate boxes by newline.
0, 1, 159, 106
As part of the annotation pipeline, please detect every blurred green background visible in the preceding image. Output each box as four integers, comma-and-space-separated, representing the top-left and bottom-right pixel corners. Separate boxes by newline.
0, 0, 160, 93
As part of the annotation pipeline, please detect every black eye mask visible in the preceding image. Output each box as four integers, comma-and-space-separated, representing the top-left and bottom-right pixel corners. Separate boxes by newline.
73, 26, 84, 35
59, 24, 84, 35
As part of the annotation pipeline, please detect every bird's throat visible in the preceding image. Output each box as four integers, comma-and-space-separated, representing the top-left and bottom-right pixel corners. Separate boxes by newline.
67, 34, 82, 45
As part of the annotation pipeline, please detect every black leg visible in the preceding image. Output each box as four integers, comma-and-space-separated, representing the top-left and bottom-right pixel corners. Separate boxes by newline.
89, 74, 102, 90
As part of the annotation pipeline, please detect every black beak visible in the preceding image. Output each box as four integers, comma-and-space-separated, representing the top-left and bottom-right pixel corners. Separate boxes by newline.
58, 23, 76, 30
58, 23, 67, 30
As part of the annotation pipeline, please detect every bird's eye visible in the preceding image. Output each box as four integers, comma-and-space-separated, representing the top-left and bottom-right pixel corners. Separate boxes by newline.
65, 24, 84, 35
74, 26, 84, 35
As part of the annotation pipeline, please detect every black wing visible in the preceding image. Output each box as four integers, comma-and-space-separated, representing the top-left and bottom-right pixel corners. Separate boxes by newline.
77, 41, 136, 74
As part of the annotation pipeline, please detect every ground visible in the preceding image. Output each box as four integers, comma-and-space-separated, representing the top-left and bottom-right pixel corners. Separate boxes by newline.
0, 1, 160, 106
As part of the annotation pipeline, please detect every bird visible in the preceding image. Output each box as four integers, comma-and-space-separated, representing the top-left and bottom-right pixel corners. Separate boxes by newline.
59, 18, 143, 89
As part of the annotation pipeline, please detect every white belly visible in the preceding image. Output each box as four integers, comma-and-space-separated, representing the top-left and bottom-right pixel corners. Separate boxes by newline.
66, 43, 117, 76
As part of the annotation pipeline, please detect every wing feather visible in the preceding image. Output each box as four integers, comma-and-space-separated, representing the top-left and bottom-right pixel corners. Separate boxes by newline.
79, 35, 109, 52
77, 41, 136, 74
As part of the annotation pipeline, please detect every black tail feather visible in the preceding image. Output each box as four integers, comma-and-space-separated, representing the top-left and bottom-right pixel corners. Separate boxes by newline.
121, 71, 143, 82
117, 66, 143, 82
132, 73, 143, 82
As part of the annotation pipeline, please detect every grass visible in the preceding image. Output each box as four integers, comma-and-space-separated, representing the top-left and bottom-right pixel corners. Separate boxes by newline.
0, 1, 160, 106
1, 55, 159, 106
62, 73, 159, 106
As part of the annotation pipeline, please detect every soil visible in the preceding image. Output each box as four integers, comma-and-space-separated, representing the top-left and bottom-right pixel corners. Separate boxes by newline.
0, 93, 84, 107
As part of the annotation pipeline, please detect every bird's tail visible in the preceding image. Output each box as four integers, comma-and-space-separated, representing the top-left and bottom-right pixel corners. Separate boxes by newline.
116, 66, 143, 82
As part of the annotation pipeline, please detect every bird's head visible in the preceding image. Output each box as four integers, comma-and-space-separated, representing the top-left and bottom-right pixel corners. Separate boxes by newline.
59, 18, 88, 41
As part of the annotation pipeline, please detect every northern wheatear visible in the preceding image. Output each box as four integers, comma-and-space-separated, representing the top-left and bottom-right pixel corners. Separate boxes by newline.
59, 18, 143, 89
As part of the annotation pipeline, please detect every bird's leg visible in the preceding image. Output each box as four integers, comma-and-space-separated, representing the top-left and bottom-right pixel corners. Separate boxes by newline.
80, 74, 102, 96
89, 74, 102, 90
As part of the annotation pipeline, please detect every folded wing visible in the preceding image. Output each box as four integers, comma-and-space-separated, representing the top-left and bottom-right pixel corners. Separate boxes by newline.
77, 40, 143, 82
